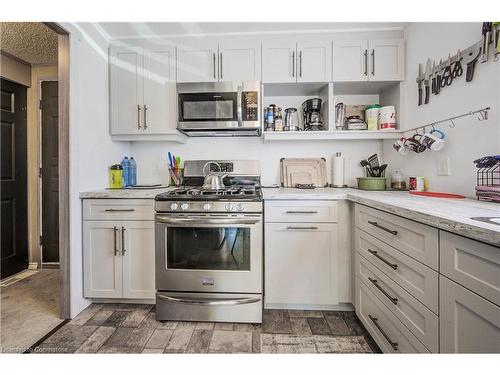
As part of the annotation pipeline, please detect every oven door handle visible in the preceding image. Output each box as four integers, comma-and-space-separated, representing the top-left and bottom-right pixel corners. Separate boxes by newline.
158, 295, 261, 306
156, 216, 260, 225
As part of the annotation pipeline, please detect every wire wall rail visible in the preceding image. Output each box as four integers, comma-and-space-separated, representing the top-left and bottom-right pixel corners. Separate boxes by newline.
402, 106, 491, 134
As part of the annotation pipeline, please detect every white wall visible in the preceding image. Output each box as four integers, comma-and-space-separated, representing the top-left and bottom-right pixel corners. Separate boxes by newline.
63, 23, 131, 317
382, 23, 500, 197
130, 138, 382, 187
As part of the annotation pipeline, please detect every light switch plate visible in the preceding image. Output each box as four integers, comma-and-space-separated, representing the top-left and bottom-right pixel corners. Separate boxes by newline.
437, 156, 450, 176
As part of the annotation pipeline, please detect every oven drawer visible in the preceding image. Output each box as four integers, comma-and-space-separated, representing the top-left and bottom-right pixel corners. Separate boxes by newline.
83, 199, 154, 221
156, 292, 263, 323
356, 253, 438, 352
355, 228, 438, 314
355, 204, 438, 270
265, 200, 338, 223
356, 277, 430, 353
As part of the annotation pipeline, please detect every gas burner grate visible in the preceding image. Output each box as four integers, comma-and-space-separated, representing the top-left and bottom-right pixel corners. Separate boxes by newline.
168, 186, 256, 197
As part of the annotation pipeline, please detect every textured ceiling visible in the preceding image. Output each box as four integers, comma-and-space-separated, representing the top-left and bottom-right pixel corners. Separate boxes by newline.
0, 22, 57, 65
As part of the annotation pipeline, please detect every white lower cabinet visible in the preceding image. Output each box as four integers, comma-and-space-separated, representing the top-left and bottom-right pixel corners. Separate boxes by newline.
440, 275, 500, 353
265, 223, 338, 305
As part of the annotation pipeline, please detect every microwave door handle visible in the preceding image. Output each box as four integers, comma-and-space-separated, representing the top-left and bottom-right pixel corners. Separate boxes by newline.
237, 85, 243, 127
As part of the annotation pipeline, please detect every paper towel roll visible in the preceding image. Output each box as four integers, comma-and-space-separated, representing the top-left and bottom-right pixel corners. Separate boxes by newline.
332, 152, 346, 187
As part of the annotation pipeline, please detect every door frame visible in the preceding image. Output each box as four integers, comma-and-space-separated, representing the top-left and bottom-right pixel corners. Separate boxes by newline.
43, 22, 70, 319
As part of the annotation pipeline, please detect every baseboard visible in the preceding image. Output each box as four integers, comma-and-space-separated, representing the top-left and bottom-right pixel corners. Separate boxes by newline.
264, 302, 354, 311
89, 298, 156, 304
28, 262, 39, 270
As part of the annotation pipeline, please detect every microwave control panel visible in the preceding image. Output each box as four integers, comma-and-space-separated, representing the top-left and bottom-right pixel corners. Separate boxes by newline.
242, 91, 258, 121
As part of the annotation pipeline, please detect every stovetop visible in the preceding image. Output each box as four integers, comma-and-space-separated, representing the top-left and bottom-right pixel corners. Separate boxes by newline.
155, 185, 262, 202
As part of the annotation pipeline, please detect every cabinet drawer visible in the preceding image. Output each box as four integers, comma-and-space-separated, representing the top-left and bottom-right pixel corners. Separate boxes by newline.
356, 278, 430, 353
355, 228, 438, 314
355, 204, 438, 269
440, 231, 500, 307
356, 254, 438, 352
265, 200, 337, 223
83, 199, 155, 221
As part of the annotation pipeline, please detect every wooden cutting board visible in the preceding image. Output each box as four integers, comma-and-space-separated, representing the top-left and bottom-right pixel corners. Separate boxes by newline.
280, 158, 328, 187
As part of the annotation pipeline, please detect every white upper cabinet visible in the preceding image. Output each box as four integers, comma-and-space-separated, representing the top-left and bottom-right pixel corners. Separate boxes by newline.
297, 40, 331, 82
262, 40, 298, 83
218, 39, 261, 82
333, 38, 404, 82
176, 40, 219, 83
369, 39, 405, 81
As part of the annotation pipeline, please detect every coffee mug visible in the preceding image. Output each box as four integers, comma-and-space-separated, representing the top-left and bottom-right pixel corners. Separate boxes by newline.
405, 134, 427, 153
393, 137, 410, 155
420, 129, 445, 151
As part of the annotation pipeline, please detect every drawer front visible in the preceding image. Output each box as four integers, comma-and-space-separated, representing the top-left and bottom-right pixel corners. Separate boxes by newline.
440, 231, 500, 307
357, 254, 438, 352
355, 204, 438, 269
356, 278, 430, 353
83, 199, 155, 220
355, 228, 438, 314
265, 200, 337, 223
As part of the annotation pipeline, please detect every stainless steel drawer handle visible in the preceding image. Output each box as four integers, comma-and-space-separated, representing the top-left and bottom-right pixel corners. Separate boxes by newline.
368, 220, 398, 235
104, 208, 136, 212
121, 226, 126, 255
158, 295, 261, 306
285, 210, 318, 214
286, 226, 318, 230
368, 249, 398, 270
368, 277, 398, 305
113, 226, 118, 256
156, 216, 260, 225
368, 314, 398, 351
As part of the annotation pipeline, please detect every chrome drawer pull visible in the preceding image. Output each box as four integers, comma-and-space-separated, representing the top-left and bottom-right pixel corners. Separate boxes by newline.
368, 314, 398, 351
368, 220, 398, 235
121, 226, 126, 255
368, 277, 398, 305
285, 210, 318, 214
113, 226, 119, 256
286, 226, 318, 230
158, 294, 261, 306
104, 208, 136, 212
368, 249, 398, 270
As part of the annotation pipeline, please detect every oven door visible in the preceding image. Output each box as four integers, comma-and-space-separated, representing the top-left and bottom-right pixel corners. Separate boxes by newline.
155, 214, 262, 294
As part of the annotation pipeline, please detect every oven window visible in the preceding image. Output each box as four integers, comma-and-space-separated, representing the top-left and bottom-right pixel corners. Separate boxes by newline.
167, 227, 250, 271
178, 92, 238, 122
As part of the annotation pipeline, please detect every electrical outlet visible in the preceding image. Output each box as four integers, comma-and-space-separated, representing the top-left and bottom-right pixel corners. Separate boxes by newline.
437, 156, 450, 176
152, 163, 161, 176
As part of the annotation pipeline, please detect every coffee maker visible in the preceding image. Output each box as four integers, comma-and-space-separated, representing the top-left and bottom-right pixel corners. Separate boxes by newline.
302, 98, 324, 131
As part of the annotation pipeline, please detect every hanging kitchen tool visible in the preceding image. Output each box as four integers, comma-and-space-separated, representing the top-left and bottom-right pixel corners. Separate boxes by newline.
463, 43, 481, 82
440, 55, 454, 88
481, 22, 492, 63
424, 59, 432, 103
452, 50, 463, 79
417, 63, 424, 106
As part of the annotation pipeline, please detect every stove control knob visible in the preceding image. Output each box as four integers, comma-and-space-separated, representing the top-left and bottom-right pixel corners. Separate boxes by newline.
225, 203, 234, 212
180, 203, 189, 211
235, 203, 245, 211
203, 203, 211, 211
170, 203, 179, 211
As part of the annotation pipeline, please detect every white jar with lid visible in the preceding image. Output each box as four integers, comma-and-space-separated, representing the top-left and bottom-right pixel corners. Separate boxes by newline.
391, 168, 407, 190
379, 106, 396, 129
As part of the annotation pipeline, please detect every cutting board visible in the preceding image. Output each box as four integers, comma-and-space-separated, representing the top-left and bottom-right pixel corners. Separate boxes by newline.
280, 158, 328, 187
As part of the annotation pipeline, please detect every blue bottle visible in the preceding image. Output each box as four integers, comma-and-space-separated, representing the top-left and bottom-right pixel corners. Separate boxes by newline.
129, 157, 137, 186
121, 156, 130, 187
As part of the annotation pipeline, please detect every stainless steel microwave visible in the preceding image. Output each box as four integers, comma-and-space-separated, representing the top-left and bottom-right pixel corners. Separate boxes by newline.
176, 81, 261, 137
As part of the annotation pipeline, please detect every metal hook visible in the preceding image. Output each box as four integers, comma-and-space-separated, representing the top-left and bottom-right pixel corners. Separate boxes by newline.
431, 124, 436, 131
449, 119, 456, 128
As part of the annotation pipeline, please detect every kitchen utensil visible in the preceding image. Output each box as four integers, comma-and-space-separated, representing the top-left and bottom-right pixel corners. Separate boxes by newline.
431, 61, 437, 94
368, 154, 380, 170
493, 22, 500, 61
378, 164, 388, 177
360, 160, 374, 177
440, 55, 453, 88
451, 50, 463, 79
167, 152, 174, 169
379, 106, 396, 129
424, 58, 432, 103
481, 22, 492, 63
280, 158, 327, 188
335, 102, 346, 130
409, 191, 466, 199
420, 129, 446, 151
393, 137, 410, 155
201, 161, 227, 190
417, 63, 424, 106
435, 59, 443, 94
284, 107, 300, 131
357, 177, 387, 191
463, 43, 481, 82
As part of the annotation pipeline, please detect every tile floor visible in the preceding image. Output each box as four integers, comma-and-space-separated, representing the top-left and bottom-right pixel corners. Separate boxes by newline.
30, 303, 380, 354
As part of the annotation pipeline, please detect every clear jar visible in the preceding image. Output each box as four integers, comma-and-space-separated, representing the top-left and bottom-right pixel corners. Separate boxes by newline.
391, 168, 407, 190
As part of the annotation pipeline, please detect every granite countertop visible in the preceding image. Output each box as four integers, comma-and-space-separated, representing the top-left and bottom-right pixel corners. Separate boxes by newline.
263, 187, 500, 247
79, 187, 172, 199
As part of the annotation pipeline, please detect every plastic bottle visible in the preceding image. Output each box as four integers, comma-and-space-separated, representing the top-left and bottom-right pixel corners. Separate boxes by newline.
121, 156, 130, 187
129, 157, 137, 186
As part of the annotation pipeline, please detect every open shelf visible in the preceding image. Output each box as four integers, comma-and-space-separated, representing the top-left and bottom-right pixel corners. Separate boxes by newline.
263, 130, 402, 142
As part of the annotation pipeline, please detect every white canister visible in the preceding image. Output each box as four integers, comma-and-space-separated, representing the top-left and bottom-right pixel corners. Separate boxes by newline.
379, 106, 396, 129
365, 105, 381, 130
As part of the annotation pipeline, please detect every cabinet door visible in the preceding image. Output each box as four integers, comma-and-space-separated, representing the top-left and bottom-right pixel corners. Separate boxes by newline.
265, 223, 338, 305
262, 40, 296, 83
440, 276, 500, 353
109, 45, 143, 134
122, 221, 155, 299
218, 39, 261, 82
176, 42, 218, 83
368, 39, 404, 81
143, 43, 176, 134
333, 40, 368, 82
83, 221, 122, 298
297, 40, 331, 82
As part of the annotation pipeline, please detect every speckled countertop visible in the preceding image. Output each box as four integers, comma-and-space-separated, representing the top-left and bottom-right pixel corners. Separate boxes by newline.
79, 187, 172, 199
263, 187, 500, 247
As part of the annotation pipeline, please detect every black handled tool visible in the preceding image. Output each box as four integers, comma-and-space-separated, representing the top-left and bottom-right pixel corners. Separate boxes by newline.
463, 44, 481, 82
424, 59, 432, 104
416, 63, 424, 106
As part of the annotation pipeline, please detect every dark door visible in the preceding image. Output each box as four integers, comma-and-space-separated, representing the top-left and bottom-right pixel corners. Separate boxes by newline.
41, 81, 59, 263
1, 78, 28, 279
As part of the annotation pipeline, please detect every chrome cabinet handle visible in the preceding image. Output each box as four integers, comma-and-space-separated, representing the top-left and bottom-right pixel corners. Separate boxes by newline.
368, 249, 398, 270
121, 226, 126, 255
137, 105, 141, 129
299, 50, 302, 77
368, 314, 398, 351
292, 51, 295, 78
113, 226, 118, 256
156, 216, 260, 225
285, 210, 318, 214
219, 52, 223, 80
213, 52, 216, 79
368, 221, 398, 235
368, 277, 398, 305
105, 208, 135, 212
143, 105, 148, 129
286, 226, 318, 230
371, 49, 375, 76
364, 49, 368, 76
158, 294, 261, 306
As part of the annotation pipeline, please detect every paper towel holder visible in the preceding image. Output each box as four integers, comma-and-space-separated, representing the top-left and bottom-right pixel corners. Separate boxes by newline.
330, 152, 348, 188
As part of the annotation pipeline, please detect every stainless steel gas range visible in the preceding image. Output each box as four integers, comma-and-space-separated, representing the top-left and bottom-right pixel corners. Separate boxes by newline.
154, 160, 263, 323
